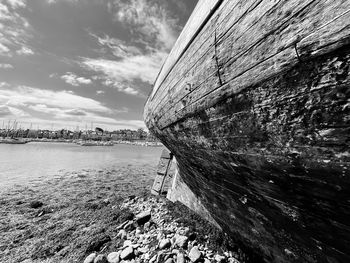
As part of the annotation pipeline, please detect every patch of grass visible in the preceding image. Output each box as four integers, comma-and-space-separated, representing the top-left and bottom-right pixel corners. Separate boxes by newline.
0, 165, 156, 263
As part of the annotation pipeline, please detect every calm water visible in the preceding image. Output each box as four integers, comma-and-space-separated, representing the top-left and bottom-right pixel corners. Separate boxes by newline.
0, 142, 163, 188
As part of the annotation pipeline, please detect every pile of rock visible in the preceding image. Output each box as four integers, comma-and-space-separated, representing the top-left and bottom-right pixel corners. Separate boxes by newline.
83, 196, 241, 263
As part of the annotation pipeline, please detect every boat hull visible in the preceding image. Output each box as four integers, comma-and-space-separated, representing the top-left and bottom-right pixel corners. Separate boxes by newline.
144, 1, 350, 262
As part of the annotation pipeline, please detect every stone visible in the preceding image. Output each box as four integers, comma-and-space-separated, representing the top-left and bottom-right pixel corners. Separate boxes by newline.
176, 253, 185, 263
94, 254, 108, 263
120, 246, 134, 260
107, 252, 121, 263
86, 235, 111, 253
138, 245, 149, 254
124, 221, 136, 231
189, 246, 201, 262
117, 221, 129, 230
174, 235, 188, 248
214, 254, 226, 263
143, 221, 151, 230
172, 249, 179, 254
149, 254, 157, 263
117, 230, 127, 240
159, 238, 171, 249
135, 210, 151, 225
123, 240, 132, 247
156, 251, 166, 263
29, 200, 43, 209
178, 227, 190, 236
84, 253, 96, 263
135, 228, 142, 235
228, 258, 240, 263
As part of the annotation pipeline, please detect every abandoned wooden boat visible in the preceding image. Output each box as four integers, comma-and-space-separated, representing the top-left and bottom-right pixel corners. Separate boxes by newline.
144, 0, 350, 262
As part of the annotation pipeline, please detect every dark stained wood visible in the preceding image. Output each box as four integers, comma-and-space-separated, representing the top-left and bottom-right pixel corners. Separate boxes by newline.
144, 0, 350, 262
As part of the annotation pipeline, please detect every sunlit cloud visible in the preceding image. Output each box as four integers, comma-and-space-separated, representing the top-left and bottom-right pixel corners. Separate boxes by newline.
0, 43, 11, 56
6, 0, 26, 9
61, 72, 92, 86
108, 0, 180, 51
0, 84, 141, 130
0, 85, 110, 113
82, 52, 164, 85
0, 1, 33, 57
16, 46, 34, 55
0, 63, 13, 69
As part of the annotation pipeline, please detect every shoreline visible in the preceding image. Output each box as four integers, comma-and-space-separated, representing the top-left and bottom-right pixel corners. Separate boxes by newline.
0, 167, 255, 263
0, 138, 163, 147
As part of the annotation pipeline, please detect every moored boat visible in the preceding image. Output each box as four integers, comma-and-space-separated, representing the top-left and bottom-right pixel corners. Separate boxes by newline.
144, 0, 350, 262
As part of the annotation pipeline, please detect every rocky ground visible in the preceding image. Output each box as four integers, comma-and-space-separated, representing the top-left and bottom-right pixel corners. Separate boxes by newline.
0, 166, 257, 263
81, 195, 250, 263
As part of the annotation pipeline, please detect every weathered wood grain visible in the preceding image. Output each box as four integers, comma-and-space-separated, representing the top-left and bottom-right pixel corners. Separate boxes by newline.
150, 0, 223, 99
146, 0, 259, 119
146, 0, 316, 124
147, 45, 350, 262
147, 0, 350, 131
298, 9, 350, 58
144, 0, 350, 262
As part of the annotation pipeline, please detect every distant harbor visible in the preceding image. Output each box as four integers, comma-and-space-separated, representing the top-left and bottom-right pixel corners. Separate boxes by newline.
0, 120, 161, 147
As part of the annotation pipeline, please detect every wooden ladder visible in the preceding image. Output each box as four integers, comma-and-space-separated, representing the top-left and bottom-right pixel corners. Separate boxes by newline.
151, 149, 173, 195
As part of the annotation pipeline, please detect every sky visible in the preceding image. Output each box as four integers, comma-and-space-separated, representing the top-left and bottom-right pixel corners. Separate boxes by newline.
0, 0, 198, 131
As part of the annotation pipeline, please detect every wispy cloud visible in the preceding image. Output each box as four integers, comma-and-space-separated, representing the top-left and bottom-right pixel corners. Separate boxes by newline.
0, 83, 142, 130
108, 0, 180, 51
16, 45, 34, 55
0, 1, 33, 57
0, 43, 11, 56
6, 0, 26, 9
0, 63, 13, 69
61, 72, 92, 86
81, 0, 181, 98
82, 50, 165, 85
0, 84, 111, 113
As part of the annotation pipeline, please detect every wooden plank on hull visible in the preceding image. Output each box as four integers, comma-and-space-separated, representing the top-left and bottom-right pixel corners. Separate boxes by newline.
153, 0, 350, 130
148, 0, 316, 127
146, 0, 263, 121
149, 0, 223, 100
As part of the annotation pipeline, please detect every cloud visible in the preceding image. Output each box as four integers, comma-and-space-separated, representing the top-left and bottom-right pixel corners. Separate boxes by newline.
0, 105, 12, 117
65, 109, 86, 116
0, 85, 111, 113
82, 52, 164, 85
82, 33, 167, 96
46, 0, 80, 4
6, 0, 26, 9
61, 72, 92, 86
96, 90, 105, 95
109, 0, 180, 51
0, 43, 11, 56
89, 33, 142, 58
16, 46, 34, 55
0, 83, 144, 130
0, 63, 13, 69
83, 0, 182, 98
0, 1, 32, 57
